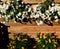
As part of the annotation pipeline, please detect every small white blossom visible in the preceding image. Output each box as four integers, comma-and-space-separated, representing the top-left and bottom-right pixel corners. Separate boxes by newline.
36, 20, 43, 25
16, 6, 18, 9
16, 16, 18, 18
19, 5, 21, 7
55, 19, 59, 22
41, 14, 46, 20
16, 0, 19, 1
10, 11, 14, 15
22, 2, 24, 4
49, 7, 55, 13
28, 7, 31, 12
48, 17, 51, 20
54, 16, 58, 19
18, 12, 21, 16
58, 11, 60, 16
52, 3, 55, 6
7, 15, 10, 18
35, 14, 39, 18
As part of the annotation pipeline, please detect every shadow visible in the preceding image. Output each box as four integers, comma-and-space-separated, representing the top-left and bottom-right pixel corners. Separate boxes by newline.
0, 23, 10, 49
44, 19, 53, 26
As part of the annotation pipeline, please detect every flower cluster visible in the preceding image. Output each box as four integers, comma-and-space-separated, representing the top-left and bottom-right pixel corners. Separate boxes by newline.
0, 0, 30, 22
0, 1, 10, 18
31, 0, 60, 25
36, 33, 58, 49
0, 0, 60, 25
7, 33, 33, 49
7, 33, 59, 49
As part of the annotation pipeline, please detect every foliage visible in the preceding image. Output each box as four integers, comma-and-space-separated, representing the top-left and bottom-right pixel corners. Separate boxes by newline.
7, 33, 33, 49
36, 33, 58, 49
0, 0, 28, 22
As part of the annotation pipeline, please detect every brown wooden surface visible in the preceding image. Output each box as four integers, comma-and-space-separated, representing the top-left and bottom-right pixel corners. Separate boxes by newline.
2, 22, 60, 38
1, 0, 60, 3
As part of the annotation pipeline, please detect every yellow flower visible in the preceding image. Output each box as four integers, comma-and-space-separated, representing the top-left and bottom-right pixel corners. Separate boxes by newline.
21, 47, 24, 49
37, 40, 41, 42
43, 45, 45, 48
54, 44, 56, 47
45, 40, 48, 44
10, 47, 13, 49
9, 43, 12, 46
33, 46, 36, 48
52, 39, 55, 42
49, 39, 51, 43
14, 36, 18, 39
17, 37, 20, 41
23, 39, 27, 41
43, 35, 46, 39
12, 46, 15, 48
51, 36, 55, 38
40, 34, 42, 38
54, 42, 58, 44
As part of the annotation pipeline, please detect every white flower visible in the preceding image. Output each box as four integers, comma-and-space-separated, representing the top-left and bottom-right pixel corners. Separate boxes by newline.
52, 3, 55, 6
35, 13, 39, 18
54, 16, 58, 19
28, 7, 31, 12
19, 5, 21, 7
55, 19, 59, 22
12, 1, 14, 3
5, 17, 8, 22
7, 15, 10, 18
45, 10, 50, 15
41, 14, 46, 20
16, 6, 18, 9
36, 20, 43, 25
16, 16, 18, 18
33, 5, 39, 12
10, 11, 14, 15
18, 12, 21, 16
49, 7, 55, 13
30, 13, 35, 18
22, 2, 24, 4
17, 0, 19, 1
48, 17, 51, 20
58, 11, 60, 16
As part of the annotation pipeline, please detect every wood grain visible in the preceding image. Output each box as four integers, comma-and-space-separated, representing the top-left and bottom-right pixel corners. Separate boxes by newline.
5, 22, 60, 38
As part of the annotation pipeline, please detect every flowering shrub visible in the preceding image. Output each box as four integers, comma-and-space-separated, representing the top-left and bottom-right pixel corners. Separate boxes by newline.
36, 33, 58, 49
0, 0, 30, 22
7, 33, 34, 49
0, 0, 60, 25
31, 0, 60, 25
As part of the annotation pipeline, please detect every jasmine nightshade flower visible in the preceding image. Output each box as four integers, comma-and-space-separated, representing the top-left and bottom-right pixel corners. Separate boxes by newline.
7, 15, 11, 18
48, 17, 51, 20
28, 7, 31, 12
54, 16, 58, 19
18, 12, 21, 16
55, 19, 59, 22
51, 3, 55, 6
58, 11, 60, 16
10, 11, 14, 15
35, 13, 39, 18
36, 20, 43, 25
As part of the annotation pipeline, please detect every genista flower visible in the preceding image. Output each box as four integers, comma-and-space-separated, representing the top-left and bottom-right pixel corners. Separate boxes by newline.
36, 33, 58, 49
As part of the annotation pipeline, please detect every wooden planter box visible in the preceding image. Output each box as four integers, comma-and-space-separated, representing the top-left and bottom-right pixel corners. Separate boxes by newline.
1, 0, 60, 39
